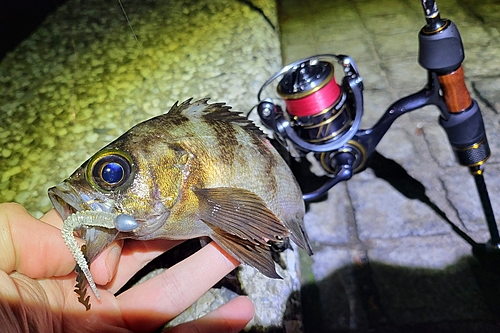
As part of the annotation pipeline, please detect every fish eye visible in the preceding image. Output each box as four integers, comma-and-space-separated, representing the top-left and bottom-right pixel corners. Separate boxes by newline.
86, 150, 133, 192
101, 162, 124, 184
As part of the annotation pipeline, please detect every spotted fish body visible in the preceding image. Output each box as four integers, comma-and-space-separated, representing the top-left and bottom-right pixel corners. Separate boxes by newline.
48, 99, 312, 306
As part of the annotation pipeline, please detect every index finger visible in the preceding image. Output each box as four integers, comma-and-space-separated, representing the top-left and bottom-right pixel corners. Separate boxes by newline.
40, 208, 64, 228
0, 203, 76, 278
117, 242, 240, 333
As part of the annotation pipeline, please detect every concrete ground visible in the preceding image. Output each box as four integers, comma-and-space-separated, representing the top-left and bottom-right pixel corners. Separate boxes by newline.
277, 0, 500, 332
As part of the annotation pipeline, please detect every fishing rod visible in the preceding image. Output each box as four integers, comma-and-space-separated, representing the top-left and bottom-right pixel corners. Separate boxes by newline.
255, 0, 500, 258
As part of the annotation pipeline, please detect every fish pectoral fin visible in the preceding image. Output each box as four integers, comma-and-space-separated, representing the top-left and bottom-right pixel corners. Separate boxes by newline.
193, 187, 290, 245
194, 187, 290, 278
210, 228, 281, 279
284, 218, 314, 256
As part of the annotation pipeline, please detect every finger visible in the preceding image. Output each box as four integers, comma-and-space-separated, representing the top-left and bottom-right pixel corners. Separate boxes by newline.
40, 208, 63, 228
0, 203, 76, 277
83, 239, 180, 291
166, 296, 254, 333
109, 239, 180, 290
117, 242, 240, 333
89, 240, 123, 286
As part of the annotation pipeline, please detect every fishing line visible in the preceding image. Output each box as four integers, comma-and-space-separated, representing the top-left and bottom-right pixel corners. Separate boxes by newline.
116, 0, 140, 45
57, 0, 78, 125
116, 0, 168, 105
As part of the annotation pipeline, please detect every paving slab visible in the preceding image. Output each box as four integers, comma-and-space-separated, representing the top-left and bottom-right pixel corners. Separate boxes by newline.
303, 183, 352, 246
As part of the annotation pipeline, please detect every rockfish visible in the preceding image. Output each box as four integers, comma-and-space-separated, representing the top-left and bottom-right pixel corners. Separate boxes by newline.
48, 98, 312, 308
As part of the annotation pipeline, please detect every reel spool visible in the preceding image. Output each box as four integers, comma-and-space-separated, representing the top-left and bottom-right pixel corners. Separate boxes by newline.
277, 60, 350, 144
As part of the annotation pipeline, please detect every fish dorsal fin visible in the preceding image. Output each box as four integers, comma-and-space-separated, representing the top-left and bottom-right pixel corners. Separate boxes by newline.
193, 187, 290, 278
166, 98, 206, 116
168, 98, 265, 137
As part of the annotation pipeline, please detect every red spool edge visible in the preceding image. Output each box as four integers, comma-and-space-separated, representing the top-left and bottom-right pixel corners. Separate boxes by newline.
284, 78, 341, 117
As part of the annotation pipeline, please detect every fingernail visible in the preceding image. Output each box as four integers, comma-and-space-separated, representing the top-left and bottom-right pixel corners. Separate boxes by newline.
105, 243, 122, 283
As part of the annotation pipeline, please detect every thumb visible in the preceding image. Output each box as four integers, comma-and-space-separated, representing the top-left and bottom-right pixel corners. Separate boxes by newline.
0, 203, 77, 278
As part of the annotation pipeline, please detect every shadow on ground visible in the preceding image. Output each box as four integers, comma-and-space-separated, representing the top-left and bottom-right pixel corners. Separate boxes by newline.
244, 254, 500, 333
298, 256, 500, 333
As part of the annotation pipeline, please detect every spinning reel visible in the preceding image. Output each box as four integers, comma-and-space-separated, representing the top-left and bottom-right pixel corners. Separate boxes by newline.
255, 0, 500, 256
257, 55, 365, 201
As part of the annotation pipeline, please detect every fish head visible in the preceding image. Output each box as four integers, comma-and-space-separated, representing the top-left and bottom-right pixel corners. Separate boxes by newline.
49, 140, 188, 242
48, 121, 193, 307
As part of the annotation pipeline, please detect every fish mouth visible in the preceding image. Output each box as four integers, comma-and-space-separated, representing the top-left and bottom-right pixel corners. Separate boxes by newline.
48, 181, 170, 240
48, 181, 121, 263
48, 181, 114, 221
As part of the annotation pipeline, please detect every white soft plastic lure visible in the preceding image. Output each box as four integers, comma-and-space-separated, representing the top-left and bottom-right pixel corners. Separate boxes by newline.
61, 210, 118, 301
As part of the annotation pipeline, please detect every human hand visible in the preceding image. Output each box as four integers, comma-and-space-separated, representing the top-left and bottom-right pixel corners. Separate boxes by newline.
0, 202, 254, 332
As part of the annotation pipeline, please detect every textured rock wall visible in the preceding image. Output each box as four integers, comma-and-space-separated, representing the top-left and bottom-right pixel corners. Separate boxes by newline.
0, 0, 280, 217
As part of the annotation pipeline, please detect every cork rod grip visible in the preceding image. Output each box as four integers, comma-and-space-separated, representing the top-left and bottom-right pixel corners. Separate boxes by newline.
437, 65, 472, 113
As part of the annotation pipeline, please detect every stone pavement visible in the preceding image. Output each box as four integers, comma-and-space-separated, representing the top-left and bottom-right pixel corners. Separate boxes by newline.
278, 0, 500, 332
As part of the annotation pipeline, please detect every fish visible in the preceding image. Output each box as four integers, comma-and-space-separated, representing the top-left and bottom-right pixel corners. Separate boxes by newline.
48, 98, 312, 309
